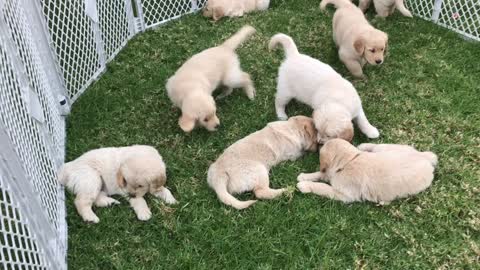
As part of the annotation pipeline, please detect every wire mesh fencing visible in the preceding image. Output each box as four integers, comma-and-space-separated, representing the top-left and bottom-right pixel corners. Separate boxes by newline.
0, 0, 478, 269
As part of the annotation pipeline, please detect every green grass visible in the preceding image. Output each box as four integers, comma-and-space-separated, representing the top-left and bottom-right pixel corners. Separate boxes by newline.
65, 1, 480, 269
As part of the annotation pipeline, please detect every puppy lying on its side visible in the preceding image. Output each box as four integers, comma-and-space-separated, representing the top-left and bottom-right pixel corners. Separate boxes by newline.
320, 0, 388, 78
297, 139, 438, 204
269, 34, 379, 144
58, 145, 177, 223
358, 0, 413, 18
203, 0, 270, 21
208, 116, 318, 209
166, 26, 256, 132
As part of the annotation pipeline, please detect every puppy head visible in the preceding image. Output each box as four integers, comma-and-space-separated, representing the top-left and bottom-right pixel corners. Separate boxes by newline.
117, 155, 166, 198
319, 138, 358, 177
180, 93, 220, 132
313, 106, 354, 144
202, 1, 224, 21
354, 30, 388, 66
288, 115, 318, 152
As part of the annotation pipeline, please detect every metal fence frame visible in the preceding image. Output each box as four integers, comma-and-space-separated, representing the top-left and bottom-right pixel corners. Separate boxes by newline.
0, 0, 477, 269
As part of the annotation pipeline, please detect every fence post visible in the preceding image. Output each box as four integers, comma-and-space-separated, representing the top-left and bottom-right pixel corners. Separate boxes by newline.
191, 0, 198, 11
85, 0, 107, 71
431, 0, 443, 22
23, 0, 71, 116
134, 0, 146, 33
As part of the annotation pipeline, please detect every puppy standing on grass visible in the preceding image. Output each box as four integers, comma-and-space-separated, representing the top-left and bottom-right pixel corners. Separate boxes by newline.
320, 0, 389, 78
297, 139, 438, 204
358, 0, 413, 18
58, 145, 177, 223
166, 26, 256, 132
269, 33, 379, 144
208, 116, 318, 209
203, 0, 270, 21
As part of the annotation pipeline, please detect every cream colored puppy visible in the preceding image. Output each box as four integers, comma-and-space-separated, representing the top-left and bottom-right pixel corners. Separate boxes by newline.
203, 0, 270, 21
166, 26, 256, 132
320, 0, 388, 78
269, 34, 379, 144
58, 145, 177, 223
359, 0, 413, 18
297, 139, 438, 204
208, 116, 318, 209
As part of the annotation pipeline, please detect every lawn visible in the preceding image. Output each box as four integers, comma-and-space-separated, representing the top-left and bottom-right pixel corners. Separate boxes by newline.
65, 0, 480, 269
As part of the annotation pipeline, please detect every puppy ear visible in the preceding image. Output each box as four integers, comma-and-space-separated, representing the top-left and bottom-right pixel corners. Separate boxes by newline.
353, 37, 365, 55
179, 114, 195, 132
303, 120, 317, 142
116, 168, 126, 188
149, 174, 166, 194
338, 125, 354, 142
212, 7, 224, 21
383, 34, 389, 54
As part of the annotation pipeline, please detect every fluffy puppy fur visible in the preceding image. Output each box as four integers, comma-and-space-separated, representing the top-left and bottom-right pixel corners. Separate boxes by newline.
359, 0, 413, 18
320, 0, 388, 78
203, 0, 270, 21
58, 145, 177, 223
208, 116, 318, 209
297, 139, 438, 204
166, 26, 256, 132
269, 34, 379, 144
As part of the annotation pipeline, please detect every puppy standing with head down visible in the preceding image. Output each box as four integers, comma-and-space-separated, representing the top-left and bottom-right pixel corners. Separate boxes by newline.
166, 26, 256, 132
58, 145, 177, 223
320, 0, 388, 78
208, 116, 318, 209
269, 34, 379, 144
203, 0, 270, 21
297, 139, 438, 204
358, 0, 413, 18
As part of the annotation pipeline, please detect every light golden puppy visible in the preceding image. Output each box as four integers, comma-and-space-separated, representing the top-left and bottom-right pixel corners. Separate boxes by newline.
359, 0, 413, 18
208, 116, 318, 209
58, 145, 177, 223
297, 139, 438, 204
203, 0, 270, 21
320, 0, 388, 78
166, 26, 256, 132
269, 33, 379, 144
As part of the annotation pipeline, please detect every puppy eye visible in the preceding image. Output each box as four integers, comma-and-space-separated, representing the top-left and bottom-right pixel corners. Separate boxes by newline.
204, 117, 209, 122
321, 168, 326, 173
138, 185, 143, 188
370, 49, 375, 53
380, 48, 384, 51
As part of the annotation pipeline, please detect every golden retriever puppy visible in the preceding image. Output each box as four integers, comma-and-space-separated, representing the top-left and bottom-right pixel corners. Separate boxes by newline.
269, 34, 379, 144
297, 139, 438, 204
166, 26, 256, 132
58, 145, 177, 223
208, 116, 318, 209
203, 0, 270, 21
359, 0, 413, 18
320, 0, 388, 78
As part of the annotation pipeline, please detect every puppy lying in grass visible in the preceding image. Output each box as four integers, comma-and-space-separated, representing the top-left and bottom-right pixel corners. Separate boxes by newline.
203, 0, 270, 21
58, 145, 177, 223
320, 0, 388, 78
358, 0, 413, 18
269, 33, 379, 144
297, 139, 437, 204
208, 116, 318, 209
166, 26, 256, 132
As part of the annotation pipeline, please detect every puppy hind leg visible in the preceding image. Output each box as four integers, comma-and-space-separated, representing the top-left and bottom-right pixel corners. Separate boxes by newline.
275, 94, 292, 120
94, 191, 120, 207
75, 194, 100, 223
251, 168, 286, 200
216, 87, 234, 100
224, 65, 256, 100
354, 109, 380, 138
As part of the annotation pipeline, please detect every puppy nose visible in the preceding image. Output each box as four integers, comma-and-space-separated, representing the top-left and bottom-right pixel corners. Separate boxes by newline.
375, 60, 382, 64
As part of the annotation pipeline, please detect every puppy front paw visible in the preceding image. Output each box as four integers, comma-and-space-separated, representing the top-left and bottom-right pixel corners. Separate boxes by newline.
82, 213, 100, 224
136, 207, 152, 221
246, 87, 256, 100
164, 195, 178, 205
297, 182, 312, 193
297, 173, 309, 182
365, 127, 380, 139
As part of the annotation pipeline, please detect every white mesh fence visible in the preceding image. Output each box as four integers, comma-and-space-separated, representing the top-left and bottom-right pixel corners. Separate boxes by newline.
0, 0, 478, 269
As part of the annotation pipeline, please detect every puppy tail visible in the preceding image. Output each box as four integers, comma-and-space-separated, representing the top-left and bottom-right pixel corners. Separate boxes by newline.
394, 0, 413, 17
320, 0, 354, 10
57, 162, 70, 185
421, 151, 438, 167
221, 25, 256, 50
268, 34, 299, 58
207, 166, 257, 210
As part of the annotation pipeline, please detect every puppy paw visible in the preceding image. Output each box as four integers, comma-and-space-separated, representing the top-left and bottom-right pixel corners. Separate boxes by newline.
365, 127, 380, 139
136, 208, 152, 221
95, 197, 120, 207
357, 143, 375, 152
82, 214, 100, 224
164, 195, 178, 205
297, 173, 309, 182
297, 182, 312, 193
246, 87, 256, 100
